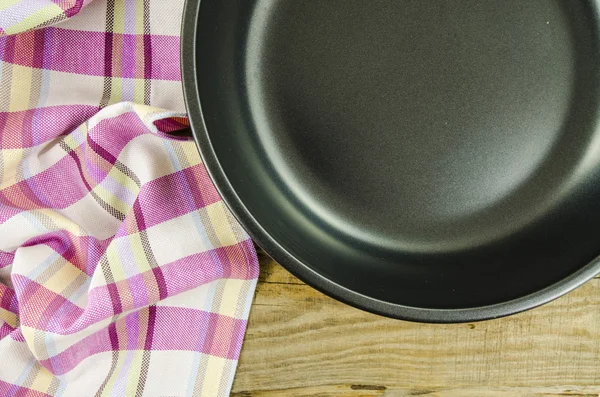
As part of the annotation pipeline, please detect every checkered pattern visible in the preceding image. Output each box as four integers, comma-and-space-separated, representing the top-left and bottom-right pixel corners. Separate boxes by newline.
0, 1, 259, 396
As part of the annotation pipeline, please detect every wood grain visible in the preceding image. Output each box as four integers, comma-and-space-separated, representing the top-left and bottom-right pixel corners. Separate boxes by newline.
231, 248, 600, 396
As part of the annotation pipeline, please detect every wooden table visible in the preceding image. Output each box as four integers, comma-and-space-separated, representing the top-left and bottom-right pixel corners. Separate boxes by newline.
231, 248, 600, 397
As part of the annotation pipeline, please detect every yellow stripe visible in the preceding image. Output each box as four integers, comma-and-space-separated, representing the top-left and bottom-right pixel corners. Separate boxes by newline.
4, 5, 64, 36
136, 0, 144, 34
128, 233, 153, 277
200, 356, 228, 396
0, 148, 24, 189
29, 366, 55, 394
181, 141, 202, 167
133, 78, 145, 104
206, 202, 241, 247
105, 243, 127, 282
125, 351, 145, 396
62, 133, 82, 151
93, 184, 130, 216
0, 0, 21, 12
43, 261, 83, 295
9, 64, 33, 112
218, 279, 247, 318
31, 209, 87, 237
103, 351, 127, 395
0, 307, 18, 328
20, 325, 38, 357
108, 166, 140, 196
113, 0, 126, 35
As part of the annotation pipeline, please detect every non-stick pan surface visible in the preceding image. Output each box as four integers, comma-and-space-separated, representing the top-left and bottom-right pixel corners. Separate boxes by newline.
182, 0, 600, 322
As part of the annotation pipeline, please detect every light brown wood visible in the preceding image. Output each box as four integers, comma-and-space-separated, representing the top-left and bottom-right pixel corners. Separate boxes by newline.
231, 248, 600, 396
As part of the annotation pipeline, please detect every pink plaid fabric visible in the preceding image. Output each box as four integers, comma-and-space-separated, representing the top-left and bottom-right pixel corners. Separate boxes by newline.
0, 1, 259, 396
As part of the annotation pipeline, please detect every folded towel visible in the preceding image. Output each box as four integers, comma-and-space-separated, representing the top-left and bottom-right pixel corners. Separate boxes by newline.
0, 1, 259, 396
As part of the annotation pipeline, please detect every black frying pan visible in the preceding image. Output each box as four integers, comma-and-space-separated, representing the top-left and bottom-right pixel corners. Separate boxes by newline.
182, 0, 600, 322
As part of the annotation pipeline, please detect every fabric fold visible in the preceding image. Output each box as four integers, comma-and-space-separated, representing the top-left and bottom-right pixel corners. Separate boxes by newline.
0, 1, 258, 396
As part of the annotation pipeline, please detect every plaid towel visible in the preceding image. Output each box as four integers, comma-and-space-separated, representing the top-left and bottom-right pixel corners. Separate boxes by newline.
0, 1, 259, 396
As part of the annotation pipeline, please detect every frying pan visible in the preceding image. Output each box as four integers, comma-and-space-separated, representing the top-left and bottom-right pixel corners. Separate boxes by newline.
181, 0, 600, 322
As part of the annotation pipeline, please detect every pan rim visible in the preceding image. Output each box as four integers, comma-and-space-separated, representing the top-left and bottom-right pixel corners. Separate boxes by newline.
180, 0, 600, 323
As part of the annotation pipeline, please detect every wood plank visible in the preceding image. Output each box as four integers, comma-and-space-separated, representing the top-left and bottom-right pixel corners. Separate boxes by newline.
232, 248, 600, 395
231, 385, 600, 397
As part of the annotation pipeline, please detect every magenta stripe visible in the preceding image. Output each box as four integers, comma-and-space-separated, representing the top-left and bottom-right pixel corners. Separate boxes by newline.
108, 322, 119, 350
144, 34, 152, 80
40, 307, 244, 375
0, 105, 98, 150
152, 267, 168, 300
63, 0, 85, 17
32, 28, 45, 69
0, 322, 13, 339
0, 381, 52, 397
153, 117, 188, 133
103, 26, 113, 81
106, 283, 123, 316
132, 198, 146, 231
2, 35, 15, 64
0, 28, 180, 80
87, 134, 117, 165
144, 305, 156, 350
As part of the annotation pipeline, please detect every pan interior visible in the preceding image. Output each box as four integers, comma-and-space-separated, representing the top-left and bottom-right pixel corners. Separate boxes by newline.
194, 0, 600, 310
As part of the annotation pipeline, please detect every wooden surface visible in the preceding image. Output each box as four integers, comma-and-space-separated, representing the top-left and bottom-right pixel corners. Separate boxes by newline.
231, 248, 600, 397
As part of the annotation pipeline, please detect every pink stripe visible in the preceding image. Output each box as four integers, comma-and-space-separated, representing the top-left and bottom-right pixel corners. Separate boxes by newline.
125, 310, 140, 350
151, 308, 246, 359
51, 0, 86, 17
2, 34, 15, 64
0, 205, 19, 224
0, 105, 98, 149
126, 274, 150, 309
0, 28, 180, 81
8, 241, 255, 336
10, 327, 25, 342
0, 112, 149, 217
40, 307, 245, 375
22, 231, 110, 276
121, 34, 136, 78
131, 165, 222, 231
160, 240, 257, 295
0, 250, 14, 268
153, 117, 189, 133
11, 275, 114, 335
0, 381, 52, 397
0, 283, 17, 312
1, 155, 89, 210
87, 111, 147, 160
